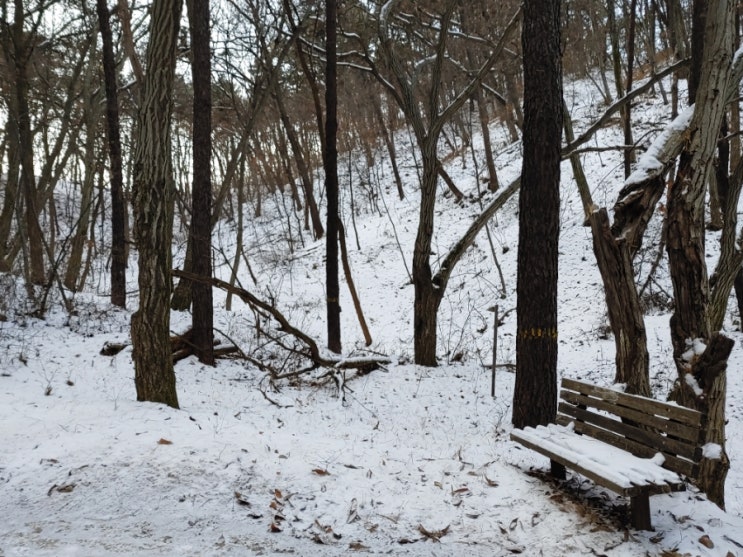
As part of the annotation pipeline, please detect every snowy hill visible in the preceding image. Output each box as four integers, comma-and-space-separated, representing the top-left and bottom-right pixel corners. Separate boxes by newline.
2, 74, 743, 556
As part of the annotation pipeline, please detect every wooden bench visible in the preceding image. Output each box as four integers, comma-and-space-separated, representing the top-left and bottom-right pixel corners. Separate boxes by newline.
510, 378, 706, 530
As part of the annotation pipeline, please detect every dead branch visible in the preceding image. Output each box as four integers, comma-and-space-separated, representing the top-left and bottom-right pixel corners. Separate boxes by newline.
171, 269, 391, 374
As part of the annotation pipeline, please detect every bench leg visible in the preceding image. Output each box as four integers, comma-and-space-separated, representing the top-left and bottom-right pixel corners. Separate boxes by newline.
550, 460, 566, 480
630, 493, 652, 530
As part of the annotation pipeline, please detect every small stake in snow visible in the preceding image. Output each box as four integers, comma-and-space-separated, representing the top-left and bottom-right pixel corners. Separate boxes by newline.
488, 305, 499, 398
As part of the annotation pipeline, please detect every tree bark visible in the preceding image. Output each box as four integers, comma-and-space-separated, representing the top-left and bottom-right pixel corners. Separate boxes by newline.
372, 3, 519, 365
589, 209, 651, 395
131, 0, 183, 409
187, 0, 215, 366
97, 0, 128, 308
325, 0, 341, 354
665, 0, 734, 508
513, 0, 562, 429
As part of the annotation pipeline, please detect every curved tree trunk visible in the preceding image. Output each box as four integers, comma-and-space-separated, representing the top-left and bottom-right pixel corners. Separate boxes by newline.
589, 208, 650, 395
412, 155, 444, 366
665, 0, 734, 508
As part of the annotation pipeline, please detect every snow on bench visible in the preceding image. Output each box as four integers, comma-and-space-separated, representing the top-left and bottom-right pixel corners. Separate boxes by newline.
511, 378, 706, 530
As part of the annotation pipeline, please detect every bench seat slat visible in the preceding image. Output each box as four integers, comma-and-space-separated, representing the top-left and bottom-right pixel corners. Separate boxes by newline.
555, 415, 699, 478
562, 378, 703, 427
510, 424, 686, 497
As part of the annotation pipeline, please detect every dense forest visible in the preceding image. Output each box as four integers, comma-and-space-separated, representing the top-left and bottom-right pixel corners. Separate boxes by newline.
2, 0, 743, 553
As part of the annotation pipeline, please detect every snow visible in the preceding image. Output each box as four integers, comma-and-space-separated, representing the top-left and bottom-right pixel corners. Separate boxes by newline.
703, 443, 723, 460
3, 73, 743, 557
624, 105, 694, 187
685, 373, 704, 397
511, 423, 682, 490
682, 337, 708, 364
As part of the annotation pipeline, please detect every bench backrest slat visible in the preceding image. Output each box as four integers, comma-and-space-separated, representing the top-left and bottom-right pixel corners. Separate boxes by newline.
560, 390, 702, 442
558, 378, 705, 479
561, 378, 704, 427
558, 402, 700, 461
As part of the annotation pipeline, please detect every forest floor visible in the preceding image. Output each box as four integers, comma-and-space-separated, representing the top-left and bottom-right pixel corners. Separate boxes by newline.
2, 75, 743, 556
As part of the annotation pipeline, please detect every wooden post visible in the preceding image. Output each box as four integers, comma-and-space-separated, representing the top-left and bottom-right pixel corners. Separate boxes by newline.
550, 460, 566, 480
630, 492, 652, 530
490, 305, 499, 398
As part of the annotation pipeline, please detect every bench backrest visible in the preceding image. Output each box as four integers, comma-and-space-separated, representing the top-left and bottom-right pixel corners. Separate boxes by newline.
555, 378, 706, 479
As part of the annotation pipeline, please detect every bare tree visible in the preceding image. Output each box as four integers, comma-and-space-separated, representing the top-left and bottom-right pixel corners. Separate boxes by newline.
354, 1, 520, 365
512, 0, 562, 429
665, 0, 735, 507
96, 0, 127, 308
131, 0, 184, 408
187, 0, 215, 365
324, 0, 341, 353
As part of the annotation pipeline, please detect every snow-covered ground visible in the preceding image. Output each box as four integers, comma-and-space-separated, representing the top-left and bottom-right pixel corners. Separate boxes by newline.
2, 74, 743, 556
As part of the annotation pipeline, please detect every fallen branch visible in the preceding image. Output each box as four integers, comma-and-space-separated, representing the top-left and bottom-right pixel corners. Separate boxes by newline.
171, 268, 391, 374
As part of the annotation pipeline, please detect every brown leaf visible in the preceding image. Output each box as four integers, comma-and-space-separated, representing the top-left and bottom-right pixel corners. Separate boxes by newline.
484, 474, 499, 487
269, 522, 282, 533
274, 489, 283, 499
48, 482, 76, 495
312, 468, 330, 476
157, 438, 173, 445
418, 523, 450, 542
349, 541, 369, 551
698, 535, 714, 549
234, 491, 251, 506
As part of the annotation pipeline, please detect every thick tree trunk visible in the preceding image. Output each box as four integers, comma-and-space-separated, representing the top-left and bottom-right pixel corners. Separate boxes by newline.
412, 155, 443, 366
187, 0, 215, 365
131, 0, 183, 409
589, 209, 650, 395
513, 0, 562, 429
665, 0, 733, 508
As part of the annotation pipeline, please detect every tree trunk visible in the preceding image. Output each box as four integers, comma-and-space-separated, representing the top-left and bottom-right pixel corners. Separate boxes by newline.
665, 0, 734, 508
131, 0, 183, 409
187, 0, 215, 366
370, 90, 405, 200
513, 0, 562, 429
274, 91, 324, 239
8, 0, 45, 285
97, 0, 127, 308
476, 85, 499, 191
562, 97, 593, 221
65, 38, 102, 292
412, 150, 444, 366
623, 0, 637, 178
589, 209, 651, 395
325, 0, 341, 354
0, 121, 20, 269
